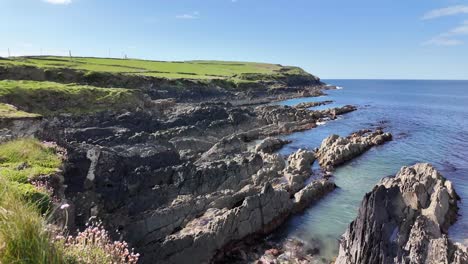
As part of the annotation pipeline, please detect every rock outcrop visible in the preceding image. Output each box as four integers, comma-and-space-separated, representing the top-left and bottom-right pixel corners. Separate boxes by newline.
22, 84, 358, 263
316, 129, 392, 171
336, 163, 468, 264
254, 137, 290, 154
284, 149, 316, 192
294, 100, 333, 109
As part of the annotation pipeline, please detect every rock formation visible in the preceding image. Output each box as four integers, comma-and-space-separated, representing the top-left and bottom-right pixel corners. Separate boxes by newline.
336, 163, 468, 264
36, 92, 357, 263
294, 100, 334, 109
316, 129, 392, 171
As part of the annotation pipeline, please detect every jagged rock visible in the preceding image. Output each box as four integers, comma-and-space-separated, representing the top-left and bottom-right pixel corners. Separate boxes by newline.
286, 149, 315, 174
253, 153, 286, 185
319, 105, 357, 119
293, 179, 336, 212
25, 82, 357, 264
255, 104, 357, 135
316, 129, 392, 171
336, 163, 468, 264
254, 137, 290, 153
197, 135, 248, 163
144, 183, 293, 264
284, 149, 316, 192
169, 137, 214, 160
294, 100, 334, 109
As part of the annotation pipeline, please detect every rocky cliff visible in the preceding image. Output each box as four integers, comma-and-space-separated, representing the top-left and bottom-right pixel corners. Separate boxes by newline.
25, 84, 358, 263
336, 163, 468, 264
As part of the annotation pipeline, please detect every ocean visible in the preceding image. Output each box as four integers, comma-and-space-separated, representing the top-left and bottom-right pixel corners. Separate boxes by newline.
275, 80, 468, 261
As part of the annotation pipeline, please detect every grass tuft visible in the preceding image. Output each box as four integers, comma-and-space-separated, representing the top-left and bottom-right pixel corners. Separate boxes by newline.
0, 178, 63, 264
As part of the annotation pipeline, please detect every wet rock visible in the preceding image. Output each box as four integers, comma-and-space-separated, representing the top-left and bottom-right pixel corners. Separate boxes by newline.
336, 163, 468, 264
316, 129, 392, 171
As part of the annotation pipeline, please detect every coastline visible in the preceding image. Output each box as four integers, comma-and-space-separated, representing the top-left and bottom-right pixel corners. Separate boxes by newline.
0, 63, 467, 264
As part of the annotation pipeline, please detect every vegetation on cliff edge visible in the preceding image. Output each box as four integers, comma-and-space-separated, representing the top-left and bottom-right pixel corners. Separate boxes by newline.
0, 138, 140, 263
0, 80, 143, 116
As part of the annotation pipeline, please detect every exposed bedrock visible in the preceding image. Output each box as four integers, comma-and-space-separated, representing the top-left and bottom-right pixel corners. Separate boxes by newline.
294, 100, 334, 109
29, 92, 360, 263
316, 129, 392, 171
0, 115, 43, 142
336, 163, 468, 264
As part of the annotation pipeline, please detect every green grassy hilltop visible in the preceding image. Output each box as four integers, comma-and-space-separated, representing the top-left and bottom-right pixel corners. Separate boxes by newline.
0, 56, 313, 81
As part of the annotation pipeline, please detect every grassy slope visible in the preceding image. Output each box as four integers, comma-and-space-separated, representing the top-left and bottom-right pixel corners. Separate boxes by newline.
0, 103, 40, 118
0, 179, 63, 264
0, 138, 61, 213
0, 138, 61, 184
0, 56, 313, 81
0, 80, 143, 116
0, 139, 138, 263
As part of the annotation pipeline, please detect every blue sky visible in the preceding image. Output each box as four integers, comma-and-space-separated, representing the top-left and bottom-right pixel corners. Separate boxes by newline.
1, 0, 468, 79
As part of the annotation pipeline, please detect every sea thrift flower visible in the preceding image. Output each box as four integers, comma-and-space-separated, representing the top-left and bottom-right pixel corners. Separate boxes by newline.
54, 220, 140, 263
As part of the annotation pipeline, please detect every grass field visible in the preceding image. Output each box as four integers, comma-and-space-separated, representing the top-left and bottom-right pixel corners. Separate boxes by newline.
0, 80, 143, 116
0, 56, 311, 81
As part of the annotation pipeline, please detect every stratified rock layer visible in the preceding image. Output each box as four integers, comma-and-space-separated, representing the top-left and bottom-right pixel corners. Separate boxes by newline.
336, 163, 468, 264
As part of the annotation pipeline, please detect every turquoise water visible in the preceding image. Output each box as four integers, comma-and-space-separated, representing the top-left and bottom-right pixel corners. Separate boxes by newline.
275, 80, 468, 260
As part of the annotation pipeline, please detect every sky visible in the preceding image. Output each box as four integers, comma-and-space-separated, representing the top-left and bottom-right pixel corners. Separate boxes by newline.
1, 0, 468, 80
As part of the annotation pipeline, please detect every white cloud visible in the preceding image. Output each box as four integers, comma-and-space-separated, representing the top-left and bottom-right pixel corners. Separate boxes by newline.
176, 11, 200, 19
445, 21, 468, 35
423, 20, 468, 46
422, 5, 468, 20
423, 36, 463, 46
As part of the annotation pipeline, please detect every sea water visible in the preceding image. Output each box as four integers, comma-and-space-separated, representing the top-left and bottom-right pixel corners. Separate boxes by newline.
275, 80, 468, 261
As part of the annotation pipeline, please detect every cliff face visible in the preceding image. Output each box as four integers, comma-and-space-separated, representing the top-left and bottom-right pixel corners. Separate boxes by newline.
336, 163, 468, 264
0, 64, 323, 102
45, 100, 353, 263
